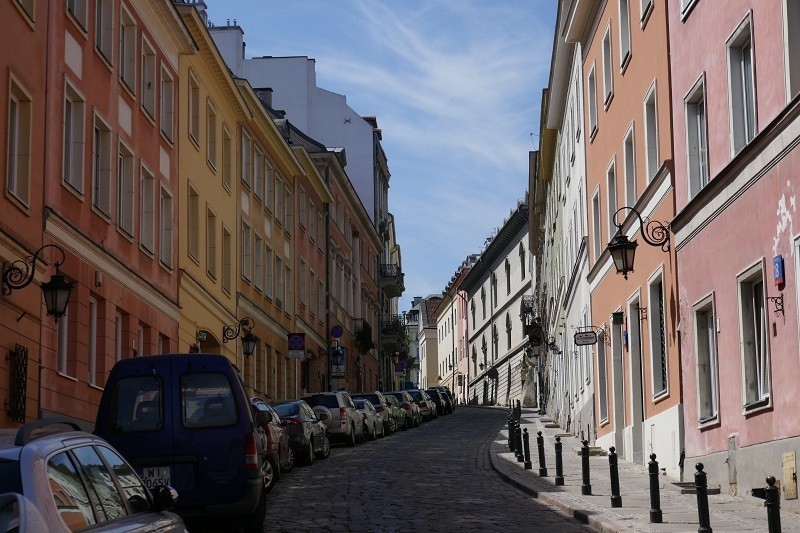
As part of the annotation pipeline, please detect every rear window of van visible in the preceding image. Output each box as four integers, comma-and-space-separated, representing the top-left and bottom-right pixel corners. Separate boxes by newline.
181, 373, 238, 428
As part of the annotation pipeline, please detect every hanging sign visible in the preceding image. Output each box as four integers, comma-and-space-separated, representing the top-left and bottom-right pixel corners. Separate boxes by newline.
574, 330, 598, 346
287, 333, 305, 359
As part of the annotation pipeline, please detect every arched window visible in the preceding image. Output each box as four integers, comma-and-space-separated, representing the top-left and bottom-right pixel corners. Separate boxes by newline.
519, 243, 526, 279
505, 259, 511, 294
471, 300, 476, 327
481, 288, 486, 319
506, 313, 512, 348
492, 324, 498, 359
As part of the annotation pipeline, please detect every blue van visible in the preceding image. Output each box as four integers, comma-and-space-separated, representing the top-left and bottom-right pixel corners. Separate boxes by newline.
95, 354, 268, 532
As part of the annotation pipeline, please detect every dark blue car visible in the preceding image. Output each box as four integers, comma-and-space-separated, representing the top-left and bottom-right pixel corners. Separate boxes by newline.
94, 353, 268, 533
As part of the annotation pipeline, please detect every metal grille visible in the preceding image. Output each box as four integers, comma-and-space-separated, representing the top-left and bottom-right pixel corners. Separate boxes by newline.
7, 344, 28, 422
658, 282, 667, 393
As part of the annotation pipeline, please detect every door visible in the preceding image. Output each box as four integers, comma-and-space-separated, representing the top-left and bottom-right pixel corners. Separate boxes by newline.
628, 300, 644, 464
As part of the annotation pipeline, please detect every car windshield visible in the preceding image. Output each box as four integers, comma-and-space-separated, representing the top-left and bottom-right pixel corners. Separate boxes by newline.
304, 395, 340, 409
272, 403, 299, 417
354, 400, 367, 409
407, 391, 422, 401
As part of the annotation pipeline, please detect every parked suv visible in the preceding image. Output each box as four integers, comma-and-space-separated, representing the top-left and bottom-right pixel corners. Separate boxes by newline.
95, 353, 268, 533
351, 391, 396, 434
0, 417, 184, 532
302, 391, 364, 446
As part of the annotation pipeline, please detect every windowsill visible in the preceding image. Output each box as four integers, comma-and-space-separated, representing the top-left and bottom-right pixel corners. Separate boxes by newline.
206, 159, 217, 174
139, 244, 155, 259
65, 9, 88, 38
603, 92, 614, 110
743, 397, 771, 414
160, 129, 174, 147
94, 46, 114, 74
697, 415, 719, 430
119, 77, 136, 103
141, 105, 156, 126
57, 372, 79, 383
61, 180, 85, 202
187, 252, 200, 267
89, 383, 105, 392
159, 259, 174, 274
620, 51, 632, 74
12, 1, 36, 30
91, 204, 112, 223
116, 226, 135, 243
653, 389, 669, 403
589, 125, 598, 143
680, 0, 699, 22
188, 133, 200, 151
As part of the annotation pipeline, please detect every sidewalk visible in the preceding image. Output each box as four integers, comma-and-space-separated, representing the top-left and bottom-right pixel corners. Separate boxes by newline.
489, 407, 794, 532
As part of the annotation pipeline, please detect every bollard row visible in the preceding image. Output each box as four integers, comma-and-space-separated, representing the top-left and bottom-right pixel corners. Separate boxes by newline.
504, 427, 786, 532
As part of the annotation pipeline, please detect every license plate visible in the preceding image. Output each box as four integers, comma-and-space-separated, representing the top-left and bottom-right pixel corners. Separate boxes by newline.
141, 466, 171, 489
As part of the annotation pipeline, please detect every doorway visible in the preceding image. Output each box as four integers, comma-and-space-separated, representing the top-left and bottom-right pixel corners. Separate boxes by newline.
628, 299, 645, 464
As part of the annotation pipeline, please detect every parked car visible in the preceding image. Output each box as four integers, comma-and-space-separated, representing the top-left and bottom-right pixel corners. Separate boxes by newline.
94, 353, 268, 533
431, 385, 456, 412
353, 398, 385, 440
426, 388, 448, 416
271, 400, 330, 464
0, 417, 185, 532
251, 398, 293, 491
406, 389, 437, 421
302, 391, 365, 446
351, 391, 395, 434
385, 391, 422, 427
383, 394, 410, 430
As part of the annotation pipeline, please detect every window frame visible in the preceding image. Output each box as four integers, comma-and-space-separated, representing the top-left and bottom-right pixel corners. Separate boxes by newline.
619, 0, 632, 70
140, 164, 155, 254
92, 112, 113, 217
7, 74, 33, 207
737, 261, 770, 411
694, 294, 719, 425
159, 64, 175, 142
94, 0, 114, 65
602, 24, 614, 107
117, 140, 136, 237
643, 82, 659, 182
119, 3, 136, 93
647, 269, 669, 400
159, 186, 174, 269
623, 124, 636, 207
685, 74, 709, 199
140, 35, 156, 119
727, 15, 756, 156
587, 63, 598, 140
63, 79, 86, 195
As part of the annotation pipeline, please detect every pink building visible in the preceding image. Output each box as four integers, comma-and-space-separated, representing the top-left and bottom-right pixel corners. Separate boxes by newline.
669, 0, 800, 503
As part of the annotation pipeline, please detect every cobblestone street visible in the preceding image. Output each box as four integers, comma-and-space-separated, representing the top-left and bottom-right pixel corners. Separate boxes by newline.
263, 406, 592, 532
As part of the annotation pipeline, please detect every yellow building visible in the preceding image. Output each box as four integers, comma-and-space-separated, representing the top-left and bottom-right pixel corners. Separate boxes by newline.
175, 4, 248, 363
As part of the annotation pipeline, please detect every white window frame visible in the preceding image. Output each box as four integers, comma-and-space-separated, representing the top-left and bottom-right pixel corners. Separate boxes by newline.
140, 165, 155, 253
727, 16, 756, 156
188, 71, 200, 145
619, 0, 632, 69
606, 158, 617, 241
95, 0, 113, 64
783, 0, 800, 101
141, 36, 156, 118
623, 124, 636, 207
7, 76, 32, 206
648, 269, 669, 399
159, 65, 174, 141
187, 185, 199, 261
737, 261, 770, 410
63, 80, 86, 194
57, 305, 70, 375
206, 99, 217, 170
117, 141, 135, 236
242, 221, 252, 282
241, 129, 252, 188
587, 63, 598, 140
206, 206, 217, 279
67, 0, 88, 30
602, 25, 614, 107
159, 186, 174, 268
222, 124, 232, 191
253, 145, 264, 201
694, 294, 719, 424
686, 74, 709, 199
640, 0, 653, 25
119, 4, 136, 92
643, 82, 659, 181
222, 225, 232, 294
92, 113, 113, 216
591, 189, 602, 262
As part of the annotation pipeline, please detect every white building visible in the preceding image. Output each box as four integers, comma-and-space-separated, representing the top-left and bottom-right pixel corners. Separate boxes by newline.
463, 200, 531, 406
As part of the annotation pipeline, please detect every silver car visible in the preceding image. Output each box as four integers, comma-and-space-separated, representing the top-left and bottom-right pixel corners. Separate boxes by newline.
0, 417, 185, 532
353, 398, 385, 440
302, 391, 365, 446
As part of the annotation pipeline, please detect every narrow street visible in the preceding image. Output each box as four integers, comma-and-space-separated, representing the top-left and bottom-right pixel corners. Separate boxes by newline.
263, 407, 592, 532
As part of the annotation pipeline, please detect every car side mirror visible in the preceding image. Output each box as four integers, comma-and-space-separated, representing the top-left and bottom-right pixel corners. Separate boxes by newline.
150, 485, 178, 512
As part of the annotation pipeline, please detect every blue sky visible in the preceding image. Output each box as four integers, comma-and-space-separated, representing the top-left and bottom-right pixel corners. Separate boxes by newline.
206, 1, 558, 311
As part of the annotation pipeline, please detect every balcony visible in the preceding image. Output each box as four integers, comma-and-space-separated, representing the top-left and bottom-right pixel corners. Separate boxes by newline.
380, 314, 406, 353
354, 318, 374, 354
379, 264, 405, 298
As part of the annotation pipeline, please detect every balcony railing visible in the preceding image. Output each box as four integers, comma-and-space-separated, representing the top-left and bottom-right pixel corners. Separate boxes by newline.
379, 264, 405, 298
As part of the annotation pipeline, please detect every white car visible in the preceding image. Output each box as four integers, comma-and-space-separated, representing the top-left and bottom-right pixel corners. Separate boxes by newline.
353, 398, 385, 440
0, 417, 185, 532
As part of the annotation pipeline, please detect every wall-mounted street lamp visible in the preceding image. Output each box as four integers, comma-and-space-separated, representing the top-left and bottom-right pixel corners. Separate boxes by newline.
222, 317, 258, 357
2, 244, 73, 322
606, 207, 670, 279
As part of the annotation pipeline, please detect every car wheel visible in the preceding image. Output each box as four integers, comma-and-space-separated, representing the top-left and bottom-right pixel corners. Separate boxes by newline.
305, 437, 315, 465
348, 424, 357, 447
263, 458, 277, 493
379, 421, 385, 438
315, 434, 331, 459
282, 447, 294, 472
388, 416, 396, 434
368, 422, 376, 441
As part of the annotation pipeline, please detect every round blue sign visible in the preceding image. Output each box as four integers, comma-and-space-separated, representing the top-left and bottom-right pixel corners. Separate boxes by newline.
331, 325, 343, 338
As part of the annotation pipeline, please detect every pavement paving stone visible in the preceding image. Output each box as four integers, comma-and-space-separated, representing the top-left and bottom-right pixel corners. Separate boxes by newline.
490, 406, 800, 532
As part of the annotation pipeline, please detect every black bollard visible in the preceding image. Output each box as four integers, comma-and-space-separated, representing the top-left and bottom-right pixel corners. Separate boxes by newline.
694, 463, 712, 533
608, 446, 622, 507
581, 440, 592, 495
648, 453, 662, 523
516, 423, 524, 462
522, 429, 532, 469
512, 421, 520, 458
765, 475, 781, 533
537, 431, 548, 477
554, 437, 565, 486
508, 414, 514, 451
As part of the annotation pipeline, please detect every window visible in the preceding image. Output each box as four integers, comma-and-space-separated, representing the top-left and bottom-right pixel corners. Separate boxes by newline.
597, 331, 608, 421
88, 297, 97, 385
739, 266, 769, 407
299, 187, 307, 229
188, 72, 200, 144
95, 0, 113, 62
242, 222, 252, 282
160, 66, 174, 141
643, 84, 659, 181
623, 126, 636, 207
207, 100, 217, 169
309, 271, 317, 315
587, 65, 598, 138
118, 143, 135, 236
187, 186, 199, 260
67, 0, 88, 30
206, 208, 216, 279
285, 265, 292, 314
276, 257, 284, 308
284, 185, 293, 233
115, 311, 123, 362
275, 176, 284, 226
640, 0, 653, 23
506, 313, 512, 349
309, 201, 316, 240
299, 260, 307, 306
63, 82, 85, 192
785, 0, 800, 100
648, 276, 668, 397
480, 288, 486, 319
7, 77, 32, 205
140, 166, 155, 252
222, 125, 232, 189
519, 243, 526, 279
317, 212, 324, 248
92, 115, 112, 215
728, 19, 756, 154
254, 234, 263, 291
141, 38, 156, 118
253, 146, 263, 201
265, 163, 274, 212
318, 279, 324, 320
619, 0, 632, 67
57, 305, 70, 375
606, 160, 617, 241
159, 187, 173, 268
46, 452, 94, 529
265, 246, 274, 299
695, 299, 719, 422
491, 273, 497, 306
222, 225, 231, 293
241, 130, 252, 188
686, 76, 709, 198
602, 26, 613, 106
505, 259, 511, 294
592, 191, 602, 261
119, 6, 136, 91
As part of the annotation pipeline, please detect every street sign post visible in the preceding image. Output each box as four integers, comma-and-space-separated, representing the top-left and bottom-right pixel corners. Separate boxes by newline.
288, 333, 305, 359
